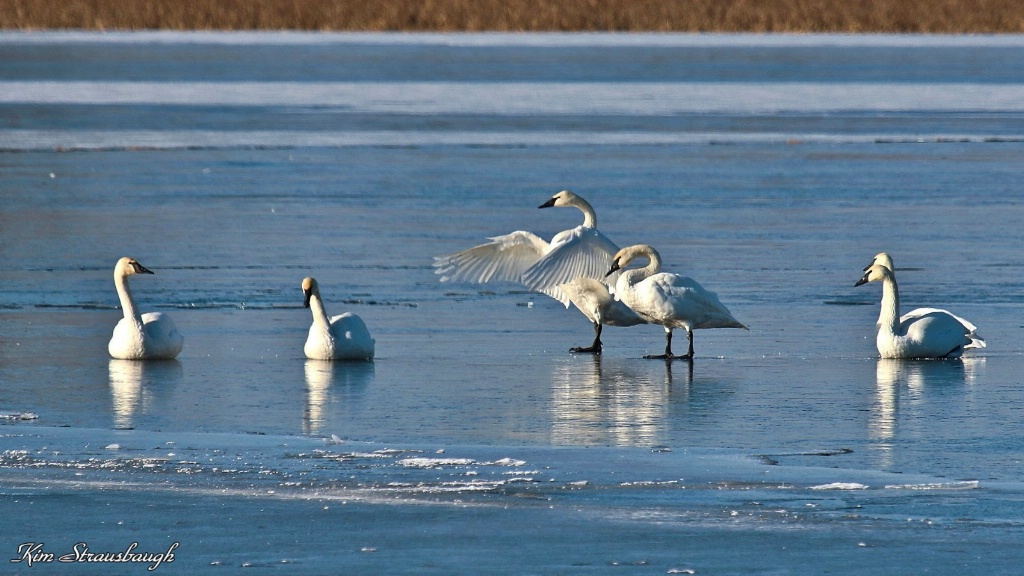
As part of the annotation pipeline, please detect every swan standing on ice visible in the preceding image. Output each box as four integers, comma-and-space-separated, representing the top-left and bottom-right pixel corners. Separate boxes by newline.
856, 263, 982, 359
864, 252, 986, 352
433, 190, 643, 353
108, 257, 184, 360
606, 244, 746, 360
302, 277, 375, 361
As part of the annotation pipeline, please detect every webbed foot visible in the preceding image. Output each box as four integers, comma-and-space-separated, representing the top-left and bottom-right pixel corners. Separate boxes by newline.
643, 353, 692, 361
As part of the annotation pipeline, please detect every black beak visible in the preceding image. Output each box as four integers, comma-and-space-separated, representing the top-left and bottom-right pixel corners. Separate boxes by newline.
605, 260, 621, 278
134, 263, 154, 275
538, 198, 556, 209
854, 272, 870, 287
303, 290, 312, 308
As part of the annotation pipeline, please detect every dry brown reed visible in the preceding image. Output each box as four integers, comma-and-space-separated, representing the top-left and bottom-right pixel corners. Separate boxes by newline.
2, 0, 1024, 32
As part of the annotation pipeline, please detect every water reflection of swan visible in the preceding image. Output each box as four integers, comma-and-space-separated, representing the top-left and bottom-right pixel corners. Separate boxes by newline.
663, 358, 694, 399
871, 358, 983, 468
549, 356, 673, 446
108, 359, 182, 429
303, 360, 375, 435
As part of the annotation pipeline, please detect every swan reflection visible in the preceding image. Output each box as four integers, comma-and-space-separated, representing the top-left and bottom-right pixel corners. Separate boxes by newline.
550, 356, 687, 446
871, 357, 984, 467
108, 359, 182, 429
303, 360, 375, 435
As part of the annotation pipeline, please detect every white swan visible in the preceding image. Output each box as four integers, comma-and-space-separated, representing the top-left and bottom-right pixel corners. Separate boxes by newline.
434, 190, 642, 353
302, 277, 374, 361
855, 264, 981, 359
864, 252, 985, 351
108, 257, 184, 360
607, 244, 746, 360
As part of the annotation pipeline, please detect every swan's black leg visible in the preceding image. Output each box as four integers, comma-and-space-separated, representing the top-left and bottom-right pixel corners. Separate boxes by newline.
645, 328, 693, 361
645, 328, 670, 359
570, 323, 602, 354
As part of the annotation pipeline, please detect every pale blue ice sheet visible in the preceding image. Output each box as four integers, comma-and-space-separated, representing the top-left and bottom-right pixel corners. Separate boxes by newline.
4, 427, 1022, 574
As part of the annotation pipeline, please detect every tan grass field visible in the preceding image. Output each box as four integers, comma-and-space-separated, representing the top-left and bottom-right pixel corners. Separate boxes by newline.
2, 0, 1024, 33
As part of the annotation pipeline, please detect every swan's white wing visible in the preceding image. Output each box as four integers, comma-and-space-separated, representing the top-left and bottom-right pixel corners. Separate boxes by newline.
897, 311, 974, 358
327, 312, 375, 360
640, 273, 746, 330
900, 307, 986, 350
141, 311, 181, 340
139, 312, 184, 359
901, 307, 978, 333
433, 231, 550, 285
519, 226, 620, 304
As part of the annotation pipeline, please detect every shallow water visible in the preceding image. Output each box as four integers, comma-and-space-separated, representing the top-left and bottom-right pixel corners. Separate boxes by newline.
2, 32, 1024, 574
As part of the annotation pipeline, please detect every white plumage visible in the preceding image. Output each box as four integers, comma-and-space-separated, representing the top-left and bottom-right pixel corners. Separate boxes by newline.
433, 190, 643, 353
856, 262, 983, 359
864, 252, 985, 352
302, 277, 375, 361
108, 257, 184, 360
607, 244, 746, 360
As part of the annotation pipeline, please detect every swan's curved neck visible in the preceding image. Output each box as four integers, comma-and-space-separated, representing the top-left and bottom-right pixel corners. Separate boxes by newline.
622, 247, 661, 286
642, 248, 662, 275
114, 274, 143, 328
877, 275, 901, 334
572, 197, 597, 228
309, 294, 331, 328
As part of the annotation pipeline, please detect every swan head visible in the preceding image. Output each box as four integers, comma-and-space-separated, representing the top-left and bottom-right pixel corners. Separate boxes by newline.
539, 190, 598, 228
115, 257, 154, 278
856, 263, 893, 287
606, 244, 659, 277
865, 252, 894, 272
538, 189, 579, 209
301, 277, 320, 308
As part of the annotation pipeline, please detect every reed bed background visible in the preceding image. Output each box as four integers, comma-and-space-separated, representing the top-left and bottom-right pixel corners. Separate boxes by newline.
2, 0, 1024, 32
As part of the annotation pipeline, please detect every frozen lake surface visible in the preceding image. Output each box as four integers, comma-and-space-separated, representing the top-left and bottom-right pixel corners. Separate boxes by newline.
2, 32, 1024, 574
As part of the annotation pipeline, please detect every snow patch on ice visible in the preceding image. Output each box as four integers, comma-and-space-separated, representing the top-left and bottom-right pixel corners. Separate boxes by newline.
491, 457, 527, 467
620, 480, 681, 487
810, 482, 869, 490
398, 457, 477, 468
0, 411, 38, 421
397, 457, 527, 469
885, 481, 980, 491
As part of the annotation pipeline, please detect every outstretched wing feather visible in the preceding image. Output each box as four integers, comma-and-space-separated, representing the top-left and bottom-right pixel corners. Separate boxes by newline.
433, 231, 550, 284
520, 227, 619, 293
